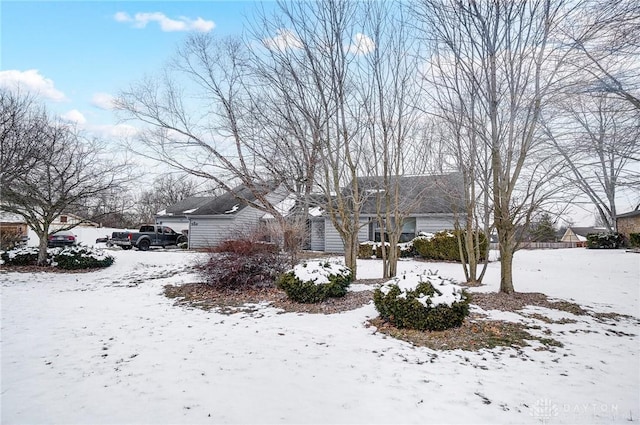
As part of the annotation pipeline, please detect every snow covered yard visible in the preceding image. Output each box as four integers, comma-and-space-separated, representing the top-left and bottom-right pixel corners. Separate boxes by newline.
1, 247, 638, 424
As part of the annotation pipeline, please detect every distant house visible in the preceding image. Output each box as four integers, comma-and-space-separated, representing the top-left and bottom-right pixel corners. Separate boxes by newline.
560, 226, 606, 243
616, 209, 640, 240
156, 196, 215, 234
50, 213, 99, 230
0, 212, 29, 248
317, 173, 463, 253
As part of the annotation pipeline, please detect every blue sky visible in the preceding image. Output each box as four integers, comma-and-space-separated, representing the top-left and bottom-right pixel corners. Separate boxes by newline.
1, 1, 268, 137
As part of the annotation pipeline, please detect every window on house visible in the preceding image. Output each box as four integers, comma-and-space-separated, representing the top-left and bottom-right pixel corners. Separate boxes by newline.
370, 218, 417, 243
60, 216, 68, 223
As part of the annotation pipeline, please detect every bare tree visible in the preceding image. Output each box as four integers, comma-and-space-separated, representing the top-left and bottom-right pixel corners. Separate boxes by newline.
415, 0, 570, 293
1, 97, 132, 264
0, 89, 47, 189
562, 0, 640, 110
543, 92, 640, 231
353, 0, 429, 278
135, 174, 200, 224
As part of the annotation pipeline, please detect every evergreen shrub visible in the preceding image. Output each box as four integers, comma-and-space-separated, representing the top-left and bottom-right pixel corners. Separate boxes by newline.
277, 260, 352, 303
1, 246, 114, 269
586, 232, 624, 249
373, 271, 469, 331
629, 233, 640, 248
412, 230, 488, 262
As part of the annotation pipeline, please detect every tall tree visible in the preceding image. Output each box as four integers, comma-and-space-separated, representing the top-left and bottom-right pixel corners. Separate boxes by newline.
1, 94, 132, 265
415, 0, 569, 293
543, 92, 639, 231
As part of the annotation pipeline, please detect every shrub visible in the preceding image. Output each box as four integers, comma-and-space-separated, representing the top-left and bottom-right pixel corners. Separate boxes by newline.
277, 260, 353, 303
200, 252, 288, 290
358, 242, 374, 259
629, 233, 640, 248
373, 271, 469, 331
413, 230, 488, 262
214, 239, 279, 255
1, 246, 41, 266
52, 246, 114, 269
586, 232, 624, 249
1, 246, 114, 269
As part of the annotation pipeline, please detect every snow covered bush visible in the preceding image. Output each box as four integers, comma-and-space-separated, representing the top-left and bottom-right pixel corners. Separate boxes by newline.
586, 232, 624, 249
1, 246, 114, 269
52, 246, 115, 270
199, 240, 288, 290
412, 230, 488, 262
0, 246, 40, 266
373, 270, 469, 331
277, 260, 353, 303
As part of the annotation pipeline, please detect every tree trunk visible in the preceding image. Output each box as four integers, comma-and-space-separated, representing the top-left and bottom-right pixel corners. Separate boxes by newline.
498, 234, 515, 294
344, 233, 358, 279
37, 231, 48, 266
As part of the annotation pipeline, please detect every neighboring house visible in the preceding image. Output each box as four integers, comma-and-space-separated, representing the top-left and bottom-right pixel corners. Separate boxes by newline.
0, 212, 29, 248
50, 213, 99, 230
185, 184, 289, 249
560, 226, 606, 242
319, 173, 464, 253
616, 209, 640, 240
156, 196, 215, 234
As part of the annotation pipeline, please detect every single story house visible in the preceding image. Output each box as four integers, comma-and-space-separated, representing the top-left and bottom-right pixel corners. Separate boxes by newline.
156, 196, 215, 234
169, 174, 462, 252
616, 209, 640, 240
560, 226, 606, 243
50, 213, 99, 230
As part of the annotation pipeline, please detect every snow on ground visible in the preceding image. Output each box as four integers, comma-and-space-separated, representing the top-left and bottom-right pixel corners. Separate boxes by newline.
1, 247, 638, 424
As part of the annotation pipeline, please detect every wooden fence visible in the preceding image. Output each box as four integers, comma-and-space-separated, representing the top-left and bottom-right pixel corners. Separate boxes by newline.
489, 241, 585, 250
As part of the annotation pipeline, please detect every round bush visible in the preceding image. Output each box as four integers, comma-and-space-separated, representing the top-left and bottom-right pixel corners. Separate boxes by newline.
52, 246, 114, 269
277, 260, 353, 303
373, 271, 469, 331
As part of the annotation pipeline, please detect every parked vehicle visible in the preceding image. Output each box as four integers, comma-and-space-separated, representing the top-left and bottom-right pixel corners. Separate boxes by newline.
108, 225, 187, 251
48, 230, 78, 248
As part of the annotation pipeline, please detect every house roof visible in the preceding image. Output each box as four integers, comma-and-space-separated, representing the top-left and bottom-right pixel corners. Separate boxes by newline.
0, 211, 26, 223
190, 182, 278, 216
158, 197, 214, 216
616, 210, 640, 219
356, 173, 464, 215
566, 226, 607, 237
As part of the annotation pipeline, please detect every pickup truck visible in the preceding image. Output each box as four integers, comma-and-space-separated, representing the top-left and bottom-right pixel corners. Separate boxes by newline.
109, 225, 188, 251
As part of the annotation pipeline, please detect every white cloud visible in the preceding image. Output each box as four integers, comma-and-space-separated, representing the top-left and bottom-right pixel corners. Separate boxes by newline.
91, 92, 115, 110
263, 29, 303, 51
61, 109, 87, 125
114, 11, 214, 32
92, 123, 140, 139
0, 69, 66, 101
348, 33, 376, 55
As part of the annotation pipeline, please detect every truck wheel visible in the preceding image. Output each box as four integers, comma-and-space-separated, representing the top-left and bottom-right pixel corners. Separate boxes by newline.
138, 239, 151, 251
177, 235, 187, 245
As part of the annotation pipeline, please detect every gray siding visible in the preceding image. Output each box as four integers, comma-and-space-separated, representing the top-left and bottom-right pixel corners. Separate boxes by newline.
310, 220, 325, 251
155, 217, 190, 234
416, 215, 455, 233
323, 218, 369, 254
188, 190, 289, 249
